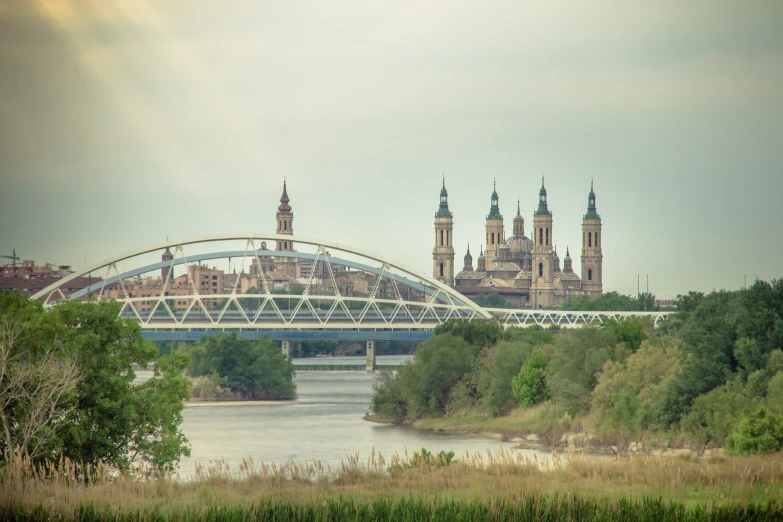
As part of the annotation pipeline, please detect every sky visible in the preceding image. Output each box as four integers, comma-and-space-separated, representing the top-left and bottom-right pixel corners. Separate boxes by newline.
1, 0, 782, 298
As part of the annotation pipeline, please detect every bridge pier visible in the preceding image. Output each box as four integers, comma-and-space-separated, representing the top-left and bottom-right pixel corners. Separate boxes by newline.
281, 340, 291, 359
365, 340, 376, 372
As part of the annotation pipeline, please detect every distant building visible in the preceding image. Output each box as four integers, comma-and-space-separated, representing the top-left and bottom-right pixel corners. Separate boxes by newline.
439, 177, 603, 309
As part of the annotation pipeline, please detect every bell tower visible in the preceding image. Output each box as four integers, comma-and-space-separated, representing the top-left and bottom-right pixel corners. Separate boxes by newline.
530, 177, 554, 309
485, 180, 505, 260
581, 180, 603, 298
275, 180, 296, 277
433, 176, 455, 286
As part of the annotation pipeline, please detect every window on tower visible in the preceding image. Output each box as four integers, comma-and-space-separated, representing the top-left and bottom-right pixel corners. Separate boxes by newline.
596, 232, 599, 247
588, 269, 593, 281
546, 229, 549, 245
441, 230, 444, 246
539, 263, 543, 277
491, 233, 495, 245
588, 232, 592, 247
539, 228, 543, 245
440, 263, 444, 277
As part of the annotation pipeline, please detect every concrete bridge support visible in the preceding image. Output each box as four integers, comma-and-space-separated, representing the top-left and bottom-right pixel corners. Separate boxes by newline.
281, 340, 291, 359
365, 340, 376, 372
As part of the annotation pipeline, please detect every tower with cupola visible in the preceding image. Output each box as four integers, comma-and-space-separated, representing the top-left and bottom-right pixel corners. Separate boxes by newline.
530, 177, 555, 309
433, 177, 455, 285
484, 181, 505, 261
581, 180, 603, 297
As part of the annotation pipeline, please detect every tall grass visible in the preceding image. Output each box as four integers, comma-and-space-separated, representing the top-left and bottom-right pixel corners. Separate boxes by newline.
2, 448, 783, 520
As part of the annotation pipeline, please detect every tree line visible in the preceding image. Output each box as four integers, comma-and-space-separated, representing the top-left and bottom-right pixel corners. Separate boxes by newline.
372, 280, 783, 454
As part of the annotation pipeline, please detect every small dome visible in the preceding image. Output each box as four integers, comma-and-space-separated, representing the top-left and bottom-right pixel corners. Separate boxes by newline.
523, 252, 532, 260
464, 245, 472, 261
478, 246, 485, 260
492, 253, 499, 262
564, 246, 572, 261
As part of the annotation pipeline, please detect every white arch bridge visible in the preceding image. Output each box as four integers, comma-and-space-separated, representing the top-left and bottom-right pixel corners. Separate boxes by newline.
32, 234, 671, 369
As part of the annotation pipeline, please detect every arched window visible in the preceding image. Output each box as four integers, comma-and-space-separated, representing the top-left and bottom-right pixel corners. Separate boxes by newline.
539, 262, 543, 277
440, 230, 444, 246
588, 232, 592, 247
440, 263, 444, 277
588, 269, 593, 281
539, 228, 543, 245
491, 233, 495, 245
596, 232, 599, 247
446, 230, 449, 246
546, 229, 549, 246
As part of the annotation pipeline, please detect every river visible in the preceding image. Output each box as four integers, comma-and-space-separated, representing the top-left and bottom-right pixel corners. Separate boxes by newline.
141, 355, 543, 478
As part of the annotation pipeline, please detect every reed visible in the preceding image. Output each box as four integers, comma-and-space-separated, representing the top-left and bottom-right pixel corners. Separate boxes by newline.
2, 448, 782, 520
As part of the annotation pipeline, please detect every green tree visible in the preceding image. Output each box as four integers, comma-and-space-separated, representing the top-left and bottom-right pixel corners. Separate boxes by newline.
601, 319, 648, 352
511, 349, 550, 407
187, 333, 295, 400
472, 293, 513, 309
370, 334, 475, 420
54, 299, 191, 472
434, 319, 504, 355
726, 407, 783, 455
478, 340, 534, 416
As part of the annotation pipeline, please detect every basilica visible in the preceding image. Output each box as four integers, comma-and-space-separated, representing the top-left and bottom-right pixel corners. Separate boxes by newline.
432, 178, 603, 309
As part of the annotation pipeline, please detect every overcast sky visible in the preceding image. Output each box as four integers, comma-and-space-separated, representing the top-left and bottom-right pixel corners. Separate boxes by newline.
1, 1, 782, 298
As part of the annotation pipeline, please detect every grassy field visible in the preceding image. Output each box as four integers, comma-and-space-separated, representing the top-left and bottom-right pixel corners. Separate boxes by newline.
2, 448, 783, 520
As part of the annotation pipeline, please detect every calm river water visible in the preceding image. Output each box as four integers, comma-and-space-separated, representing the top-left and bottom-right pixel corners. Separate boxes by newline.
142, 355, 542, 477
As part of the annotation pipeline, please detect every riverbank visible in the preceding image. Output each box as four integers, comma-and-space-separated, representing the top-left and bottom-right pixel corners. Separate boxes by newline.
365, 407, 718, 458
3, 448, 782, 520
185, 399, 295, 408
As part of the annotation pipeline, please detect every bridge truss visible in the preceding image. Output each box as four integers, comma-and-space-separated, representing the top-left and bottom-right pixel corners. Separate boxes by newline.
32, 234, 493, 332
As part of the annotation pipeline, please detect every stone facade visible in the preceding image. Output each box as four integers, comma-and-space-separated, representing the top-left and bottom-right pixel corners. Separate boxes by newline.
449, 178, 603, 309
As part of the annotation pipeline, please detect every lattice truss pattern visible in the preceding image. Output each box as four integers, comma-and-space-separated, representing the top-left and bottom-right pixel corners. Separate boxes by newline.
33, 235, 493, 330
483, 309, 671, 328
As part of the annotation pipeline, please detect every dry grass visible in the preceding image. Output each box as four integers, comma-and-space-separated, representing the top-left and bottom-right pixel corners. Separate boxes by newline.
2, 447, 783, 517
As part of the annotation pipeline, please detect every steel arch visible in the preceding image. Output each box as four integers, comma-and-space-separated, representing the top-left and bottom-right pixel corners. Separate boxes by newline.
32, 233, 493, 329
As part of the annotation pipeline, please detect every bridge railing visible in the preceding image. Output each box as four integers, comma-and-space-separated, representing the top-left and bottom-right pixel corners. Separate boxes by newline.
484, 309, 672, 327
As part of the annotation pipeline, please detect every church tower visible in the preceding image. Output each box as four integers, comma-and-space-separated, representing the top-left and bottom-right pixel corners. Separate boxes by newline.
275, 181, 296, 277
161, 246, 173, 281
531, 177, 555, 309
485, 181, 504, 260
433, 177, 455, 286
581, 180, 603, 298
513, 200, 525, 237
462, 244, 473, 272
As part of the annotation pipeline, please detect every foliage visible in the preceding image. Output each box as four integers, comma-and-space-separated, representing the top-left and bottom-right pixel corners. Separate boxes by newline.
370, 334, 476, 420
471, 293, 513, 309
434, 319, 504, 355
600, 319, 648, 352
681, 380, 758, 446
511, 349, 550, 407
767, 371, 783, 414
726, 407, 783, 455
0, 292, 191, 472
477, 341, 534, 416
506, 325, 556, 346
547, 327, 615, 415
591, 340, 680, 434
186, 333, 295, 400
561, 291, 657, 311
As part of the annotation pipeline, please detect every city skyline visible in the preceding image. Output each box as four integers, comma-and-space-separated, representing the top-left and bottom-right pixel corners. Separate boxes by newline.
1, 1, 782, 298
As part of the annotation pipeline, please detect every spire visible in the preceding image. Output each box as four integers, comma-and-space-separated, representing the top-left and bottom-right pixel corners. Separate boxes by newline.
584, 179, 599, 219
277, 181, 292, 214
517, 199, 521, 216
436, 175, 452, 217
478, 245, 484, 259
563, 245, 573, 273
487, 180, 502, 220
535, 175, 551, 216
463, 244, 474, 271
476, 245, 486, 272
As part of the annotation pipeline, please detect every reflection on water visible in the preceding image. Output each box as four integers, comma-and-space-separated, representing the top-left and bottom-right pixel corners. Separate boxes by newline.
140, 356, 551, 477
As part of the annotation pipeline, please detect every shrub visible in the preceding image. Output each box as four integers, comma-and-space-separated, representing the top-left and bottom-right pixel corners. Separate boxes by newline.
511, 349, 550, 407
726, 407, 783, 455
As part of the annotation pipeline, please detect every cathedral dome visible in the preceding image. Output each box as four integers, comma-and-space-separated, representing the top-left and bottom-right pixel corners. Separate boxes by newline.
505, 235, 533, 255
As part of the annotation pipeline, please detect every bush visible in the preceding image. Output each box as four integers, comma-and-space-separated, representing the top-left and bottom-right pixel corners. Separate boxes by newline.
511, 349, 550, 407
726, 407, 783, 455
478, 341, 534, 416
